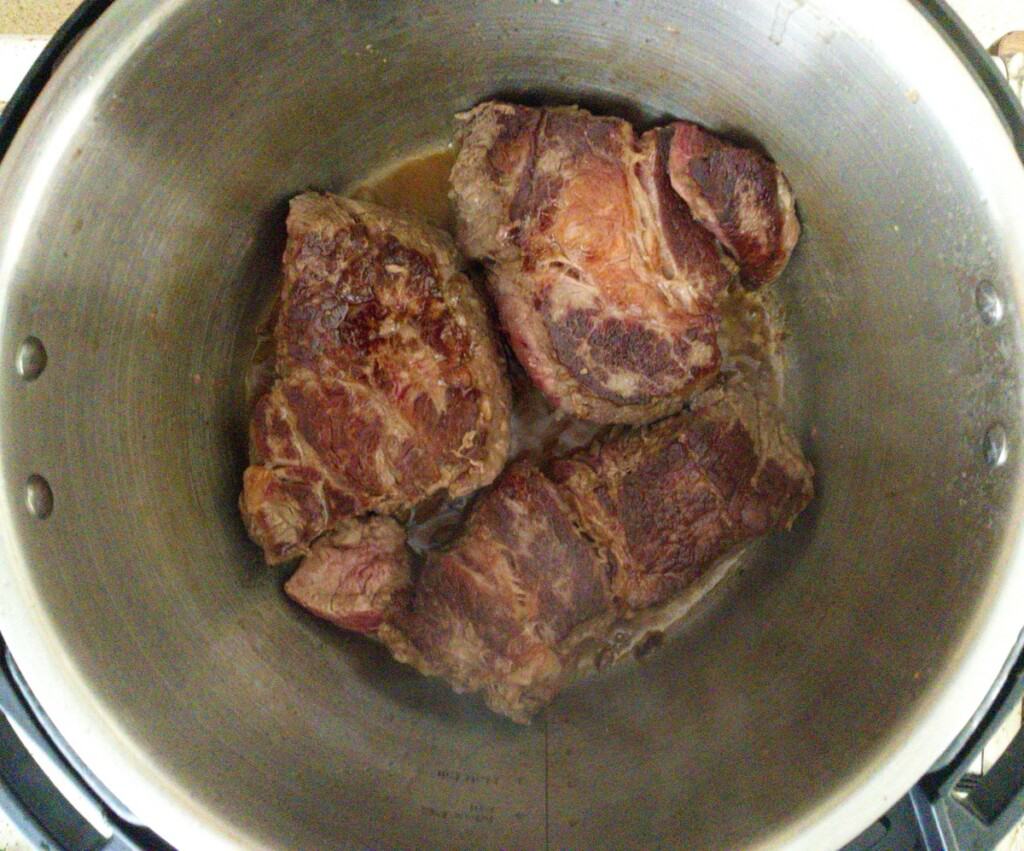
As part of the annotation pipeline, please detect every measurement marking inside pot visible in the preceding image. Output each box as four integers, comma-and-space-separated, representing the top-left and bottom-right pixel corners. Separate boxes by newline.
544, 718, 550, 850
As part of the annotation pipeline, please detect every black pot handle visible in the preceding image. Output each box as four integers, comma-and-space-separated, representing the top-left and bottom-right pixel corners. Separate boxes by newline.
0, 0, 115, 159
914, 0, 1024, 162
917, 630, 1024, 851
845, 628, 1024, 851
0, 644, 169, 851
0, 2, 151, 848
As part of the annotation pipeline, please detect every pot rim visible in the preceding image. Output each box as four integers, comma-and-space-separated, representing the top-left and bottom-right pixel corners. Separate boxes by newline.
0, 2, 1022, 850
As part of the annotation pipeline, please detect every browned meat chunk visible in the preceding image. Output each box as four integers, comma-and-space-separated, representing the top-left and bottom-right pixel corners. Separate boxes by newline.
389, 461, 615, 720
287, 385, 813, 722
284, 516, 411, 633
667, 122, 800, 288
451, 102, 735, 425
551, 384, 814, 610
241, 194, 511, 564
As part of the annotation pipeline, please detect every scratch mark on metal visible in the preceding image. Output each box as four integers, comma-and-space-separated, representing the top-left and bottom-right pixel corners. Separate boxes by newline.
544, 716, 550, 849
770, 0, 806, 46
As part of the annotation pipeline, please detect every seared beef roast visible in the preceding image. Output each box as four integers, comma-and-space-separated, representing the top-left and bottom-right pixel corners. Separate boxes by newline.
667, 122, 799, 288
286, 385, 814, 722
284, 516, 411, 633
247, 105, 810, 723
551, 385, 813, 611
450, 102, 799, 424
241, 194, 511, 564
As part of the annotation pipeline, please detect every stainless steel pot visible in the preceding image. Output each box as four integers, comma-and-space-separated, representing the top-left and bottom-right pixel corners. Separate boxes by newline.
1, 1, 1023, 848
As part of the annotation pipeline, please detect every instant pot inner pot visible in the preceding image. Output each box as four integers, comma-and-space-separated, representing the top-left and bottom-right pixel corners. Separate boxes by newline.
1, 1, 1022, 848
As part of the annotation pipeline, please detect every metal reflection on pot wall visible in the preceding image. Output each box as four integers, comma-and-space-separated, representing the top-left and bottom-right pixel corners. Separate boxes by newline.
0, 1, 1022, 850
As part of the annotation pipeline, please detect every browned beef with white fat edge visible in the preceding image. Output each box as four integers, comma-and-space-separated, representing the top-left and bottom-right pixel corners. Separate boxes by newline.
241, 194, 512, 564
286, 384, 813, 722
450, 102, 799, 424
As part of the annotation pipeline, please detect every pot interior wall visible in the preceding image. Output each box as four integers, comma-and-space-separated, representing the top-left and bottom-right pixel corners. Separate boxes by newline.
1, 1, 1023, 848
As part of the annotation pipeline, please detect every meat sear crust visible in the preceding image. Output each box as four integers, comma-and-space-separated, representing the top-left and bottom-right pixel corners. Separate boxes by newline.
452, 102, 735, 425
667, 121, 800, 288
284, 516, 412, 633
285, 384, 813, 722
452, 103, 800, 425
551, 385, 814, 611
241, 194, 511, 564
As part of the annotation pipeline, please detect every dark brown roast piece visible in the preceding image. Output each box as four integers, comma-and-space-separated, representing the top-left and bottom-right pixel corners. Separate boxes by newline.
286, 384, 814, 722
450, 102, 799, 424
241, 193, 511, 564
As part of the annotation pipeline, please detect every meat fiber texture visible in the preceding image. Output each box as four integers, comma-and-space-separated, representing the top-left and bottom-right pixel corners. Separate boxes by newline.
450, 102, 799, 424
241, 193, 512, 564
286, 384, 814, 722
